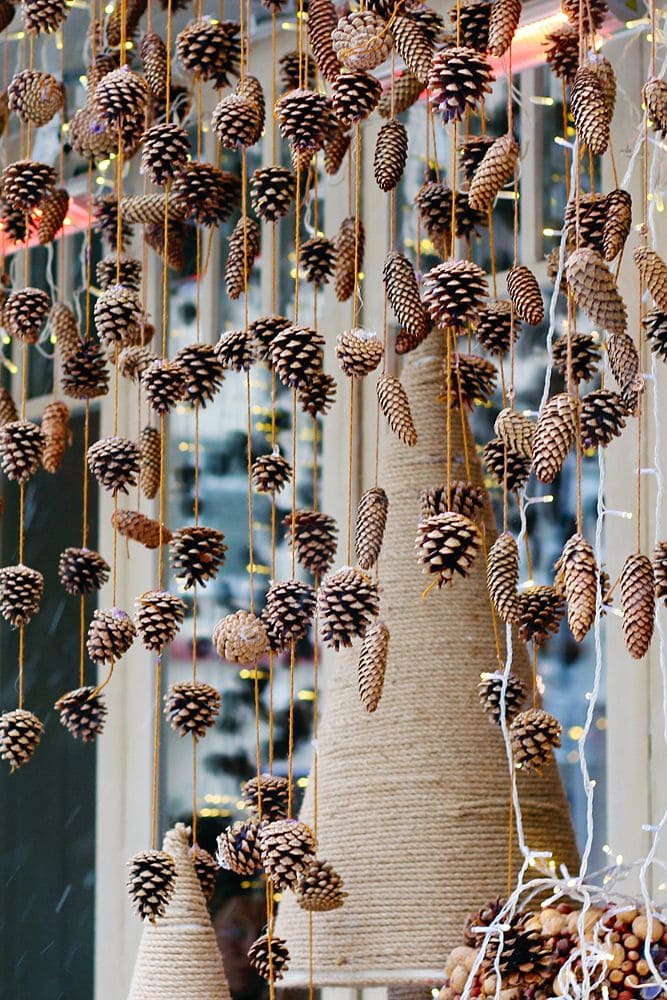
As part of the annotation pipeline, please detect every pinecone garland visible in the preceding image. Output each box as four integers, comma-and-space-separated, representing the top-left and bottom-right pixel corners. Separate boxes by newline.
0, 564, 43, 626
248, 934, 290, 981
332, 10, 391, 72
644, 78, 667, 138
164, 680, 221, 738
263, 580, 316, 650
483, 437, 532, 490
127, 850, 176, 923
580, 389, 627, 449
275, 88, 334, 153
61, 340, 110, 400
570, 67, 610, 156
543, 23, 579, 82
494, 407, 534, 459
0, 709, 43, 771
487, 532, 521, 624
0, 419, 44, 483
644, 308, 667, 360
307, 0, 341, 84
532, 393, 578, 483
41, 400, 69, 474
250, 166, 295, 223
215, 328, 258, 372
242, 774, 290, 821
141, 123, 190, 187
358, 620, 389, 713
251, 450, 292, 495
299, 237, 336, 287
559, 533, 598, 641
620, 553, 655, 659
58, 547, 110, 595
335, 215, 365, 302
174, 342, 225, 408
268, 324, 324, 388
225, 217, 260, 299
383, 250, 429, 351
142, 359, 188, 415
566, 247, 627, 333
561, 0, 607, 32
259, 818, 316, 889
318, 566, 380, 649
468, 133, 518, 212
135, 590, 186, 653
355, 487, 388, 571
416, 511, 481, 587
506, 266, 544, 326
87, 436, 139, 494
510, 708, 562, 774
377, 373, 418, 446
373, 118, 408, 192
336, 328, 384, 378
602, 189, 632, 262
55, 687, 107, 742
213, 609, 268, 665
283, 510, 338, 575
212, 93, 260, 150
488, 0, 522, 57
298, 371, 337, 417
378, 71, 423, 118
428, 47, 494, 122
392, 13, 434, 83
552, 333, 600, 384
169, 525, 227, 589
38, 188, 69, 244
4, 287, 51, 343
423, 259, 488, 329
475, 299, 516, 355
87, 607, 136, 664
296, 858, 348, 911
634, 246, 667, 311
478, 671, 527, 725
518, 585, 565, 644
216, 819, 262, 875
113, 509, 171, 549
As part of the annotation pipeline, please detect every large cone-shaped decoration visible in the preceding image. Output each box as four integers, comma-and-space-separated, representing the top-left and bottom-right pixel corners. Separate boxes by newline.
276, 339, 579, 988
127, 823, 232, 999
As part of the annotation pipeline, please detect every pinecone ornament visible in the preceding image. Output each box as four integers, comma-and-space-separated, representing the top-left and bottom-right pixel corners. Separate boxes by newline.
61, 341, 110, 399
211, 93, 260, 150
494, 408, 534, 460
0, 159, 56, 210
332, 10, 391, 72
318, 566, 380, 650
120, 193, 190, 225
378, 70, 423, 118
242, 773, 290, 821
428, 47, 494, 122
300, 237, 336, 287
307, 0, 341, 83
93, 195, 133, 251
415, 180, 451, 239
509, 708, 562, 774
552, 333, 600, 384
620, 553, 655, 659
644, 308, 667, 361
251, 450, 291, 496
564, 193, 605, 254
418, 481, 485, 520
644, 78, 667, 138
4, 287, 51, 343
607, 330, 641, 403
250, 166, 295, 223
447, 352, 497, 407
174, 342, 225, 408
268, 324, 324, 388
38, 187, 69, 244
0, 419, 44, 483
58, 547, 110, 596
416, 511, 481, 587
0, 564, 43, 626
113, 509, 171, 549
324, 125, 352, 174
141, 123, 190, 186
176, 17, 241, 88
214, 328, 258, 372
518, 585, 565, 645
296, 858, 348, 911
259, 818, 316, 889
0, 709, 43, 771
225, 217, 260, 299
392, 12, 434, 83
475, 299, 516, 355
216, 819, 262, 875
580, 388, 627, 449
284, 510, 338, 575
558, 533, 598, 641
532, 393, 578, 483
192, 847, 218, 902
335, 214, 365, 302
488, 0, 522, 57
332, 71, 383, 126
562, 0, 607, 32
169, 525, 227, 589
0, 388, 16, 428
358, 619, 389, 713
49, 303, 79, 362
94, 285, 143, 348
263, 579, 316, 651
483, 437, 532, 490
171, 162, 241, 227
487, 531, 520, 624
460, 134, 495, 181
55, 687, 107, 742
87, 436, 139, 494
423, 258, 488, 328
142, 359, 188, 415
377, 373, 418, 446
603, 189, 632, 262
96, 255, 142, 293
93, 66, 148, 126
119, 346, 157, 383
383, 250, 429, 352
140, 31, 167, 97
135, 590, 186, 653
127, 850, 176, 923
506, 265, 544, 326
634, 246, 667, 311
164, 680, 221, 738
213, 609, 268, 665
144, 221, 188, 271
478, 671, 527, 725
298, 371, 337, 417
336, 328, 383, 378
355, 487, 388, 571
373, 118, 409, 193
484, 912, 553, 983
570, 66, 610, 156
41, 399, 69, 474
87, 607, 136, 664
543, 23, 579, 82
452, 0, 491, 50
275, 88, 334, 153
468, 132, 518, 212
248, 314, 290, 361
248, 934, 290, 981
279, 49, 315, 90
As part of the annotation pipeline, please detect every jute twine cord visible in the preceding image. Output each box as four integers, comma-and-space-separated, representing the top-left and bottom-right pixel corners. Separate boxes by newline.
275, 339, 579, 987
127, 824, 232, 999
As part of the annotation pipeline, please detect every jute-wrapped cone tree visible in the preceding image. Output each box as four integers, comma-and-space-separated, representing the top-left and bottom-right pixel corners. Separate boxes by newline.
276, 338, 579, 988
127, 823, 232, 999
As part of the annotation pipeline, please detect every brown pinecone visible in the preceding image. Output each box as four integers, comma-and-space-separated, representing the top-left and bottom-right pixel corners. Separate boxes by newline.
335, 215, 365, 302
373, 118, 408, 193
50, 303, 79, 362
634, 246, 667, 311
87, 435, 139, 494
506, 265, 543, 326
141, 123, 190, 187
355, 486, 388, 571
55, 687, 107, 742
58, 546, 110, 595
259, 818, 316, 889
318, 566, 380, 649
140, 31, 167, 96
119, 345, 157, 383
93, 66, 148, 126
0, 387, 16, 428
275, 88, 334, 153
175, 342, 225, 408
120, 193, 189, 225
415, 180, 451, 238
0, 196, 33, 243
485, 912, 553, 983
391, 12, 434, 83
358, 619, 389, 713
510, 707, 562, 774
96, 255, 141, 293
464, 897, 507, 946
620, 553, 655, 659
212, 93, 260, 150
0, 709, 43, 771
645, 308, 667, 361
93, 195, 133, 251
416, 511, 481, 587
423, 258, 488, 329
332, 71, 382, 126
248, 934, 290, 981
299, 237, 336, 288
418, 481, 485, 520
487, 0, 521, 56
654, 542, 667, 604
113, 509, 171, 549
483, 437, 531, 490
487, 531, 520, 624
459, 134, 495, 182
283, 509, 338, 575
171, 162, 241, 227
214, 328, 258, 372
377, 373, 418, 447
41, 399, 69, 474
570, 66, 610, 156
468, 132, 518, 212
644, 77, 667, 138
378, 71, 423, 118
68, 106, 120, 162
164, 680, 221, 738
105, 0, 146, 48
61, 340, 110, 400
561, 0, 607, 32
602, 189, 632, 262
0, 564, 43, 626
22, 0, 68, 35
279, 49, 315, 90
558, 533, 597, 642
242, 774, 290, 821
543, 23, 579, 82
532, 393, 578, 483
607, 331, 642, 414
87, 607, 136, 664
144, 221, 189, 271
176, 17, 241, 88
142, 359, 188, 415
447, 352, 497, 407
250, 166, 295, 224
233, 76, 264, 146
494, 408, 534, 459
169, 525, 227, 589
518, 584, 565, 645
251, 450, 291, 496
298, 371, 337, 417
307, 0, 341, 83
216, 819, 262, 875
37, 187, 69, 244
332, 10, 391, 72
4, 287, 51, 343
127, 850, 176, 924
478, 671, 527, 725
213, 609, 268, 665
268, 324, 323, 388
475, 299, 516, 355
428, 46, 494, 122
564, 193, 606, 254
94, 285, 142, 348
336, 327, 383, 378
452, 0, 491, 50
383, 250, 429, 352
191, 846, 218, 901
0, 419, 44, 483
552, 333, 600, 385
225, 217, 260, 300
580, 389, 627, 450
135, 590, 186, 653
296, 858, 348, 911
263, 580, 316, 651
323, 125, 352, 175
249, 314, 290, 361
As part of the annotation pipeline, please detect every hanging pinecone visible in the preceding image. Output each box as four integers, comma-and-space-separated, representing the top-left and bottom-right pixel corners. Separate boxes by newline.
475, 299, 516, 355
214, 328, 258, 372
468, 133, 518, 213
263, 580, 316, 651
296, 857, 348, 911
452, 0, 491, 50
607, 331, 643, 415
113, 509, 171, 549
506, 265, 544, 326
509, 708, 562, 774
93, 195, 133, 251
423, 259, 488, 329
259, 818, 316, 889
249, 314, 290, 361
171, 162, 241, 227
213, 609, 268, 665
306, 0, 340, 81
570, 66, 610, 156
176, 17, 241, 87
518, 585, 564, 645
140, 31, 167, 96
242, 773, 290, 821
378, 71, 423, 118
87, 435, 139, 494
478, 671, 527, 725
0, 388, 16, 428
250, 166, 295, 223
268, 324, 324, 389
580, 388, 627, 450
275, 88, 333, 153
602, 189, 632, 262
87, 607, 136, 664
383, 250, 429, 352
225, 217, 260, 300
552, 333, 600, 385
169, 525, 227, 590
336, 328, 384, 378
634, 246, 667, 311
543, 23, 579, 82
447, 352, 497, 407
643, 77, 667, 138
4, 287, 51, 343
459, 134, 495, 182
416, 511, 481, 588
355, 487, 388, 571
494, 408, 534, 460
391, 12, 434, 83
415, 180, 451, 239
58, 546, 110, 596
298, 371, 337, 418
620, 553, 655, 660
0, 709, 43, 771
332, 10, 391, 72
483, 438, 532, 491
318, 566, 380, 650
164, 680, 221, 738
216, 819, 263, 875
358, 619, 389, 713
0, 159, 56, 210
284, 510, 338, 576
564, 193, 606, 254
174, 342, 225, 408
532, 393, 578, 483
135, 590, 186, 653
332, 71, 383, 126
644, 308, 667, 361
96, 255, 142, 293
61, 340, 110, 399
561, 0, 607, 32
127, 850, 176, 923
279, 49, 315, 90
121, 193, 190, 226
142, 358, 188, 415
119, 345, 157, 382
0, 564, 43, 626
0, 419, 44, 483
299, 237, 336, 287
248, 934, 290, 981
38, 188, 69, 244
251, 450, 291, 496
0, 196, 32, 243
418, 481, 485, 520
141, 123, 190, 187
211, 93, 260, 150
323, 125, 352, 175
487, 0, 522, 57
335, 214, 365, 303
428, 47, 494, 122
41, 400, 69, 474
377, 373, 418, 447
487, 532, 521, 624
558, 533, 598, 642
144, 221, 189, 271
94, 285, 143, 348
93, 66, 148, 126
373, 118, 409, 193
55, 687, 107, 742
192, 847, 218, 902
50, 303, 79, 362
139, 424, 161, 493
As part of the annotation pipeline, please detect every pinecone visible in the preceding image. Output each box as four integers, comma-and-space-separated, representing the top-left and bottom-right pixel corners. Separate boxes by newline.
0, 196, 33, 243
475, 299, 516, 355
332, 10, 391, 72
644, 78, 667, 138
279, 49, 315, 90
242, 773, 290, 821
259, 818, 316, 889
415, 180, 451, 238
464, 897, 507, 945
428, 46, 494, 122
93, 66, 148, 126
268, 324, 324, 388
324, 125, 352, 174
55, 687, 107, 742
644, 308, 667, 361
296, 857, 348, 911
0, 387, 16, 428
192, 847, 218, 901
61, 340, 110, 400
214, 328, 258, 372
487, 531, 520, 624
332, 71, 382, 126
543, 23, 579, 82
418, 481, 485, 520
251, 450, 291, 496
468, 132, 518, 212
483, 437, 531, 491
212, 93, 260, 150
307, 0, 341, 84
297, 371, 337, 417
140, 31, 167, 97
384, 253, 429, 354
169, 525, 227, 589
213, 609, 268, 665
355, 486, 388, 571
96, 255, 142, 293
532, 393, 578, 483
416, 511, 481, 587
594, 54, 617, 112
0, 564, 43, 626
452, 0, 491, 50
119, 345, 157, 383
377, 372, 418, 447
225, 217, 260, 300
135, 590, 186, 653
144, 221, 189, 271
478, 671, 527, 725
488, 0, 522, 57
391, 12, 434, 83
174, 342, 225, 408
558, 533, 598, 642
654, 542, 667, 604
336, 327, 384, 378
358, 619, 389, 713
120, 193, 189, 225
275, 88, 334, 153
4, 287, 51, 343
105, 0, 147, 49
484, 912, 553, 984
570, 66, 610, 156
94, 285, 142, 348
249, 314, 290, 361
565, 193, 606, 254
93, 195, 133, 251
447, 352, 497, 407
0, 419, 44, 483
506, 265, 544, 326
602, 188, 632, 262
250, 166, 295, 223
335, 214, 365, 302
248, 934, 290, 981
460, 134, 495, 182
518, 585, 564, 644
620, 553, 655, 659
176, 17, 241, 88
263, 578, 316, 651
494, 408, 534, 459
68, 106, 121, 162
113, 509, 171, 549
378, 70, 423, 118
127, 850, 176, 923
50, 303, 79, 362
41, 399, 69, 474
22, 0, 68, 35
580, 388, 627, 450
608, 332, 643, 415
561, 0, 607, 32
216, 819, 262, 875
509, 708, 562, 774
164, 680, 221, 738
283, 510, 338, 575
171, 162, 241, 227
299, 237, 336, 287
552, 333, 600, 384
142, 359, 187, 415
58, 546, 110, 596
87, 607, 136, 664
87, 435, 139, 494
423, 258, 488, 329
141, 123, 190, 187
372, 117, 408, 193
37, 187, 69, 244
317, 566, 379, 649
0, 709, 43, 771
634, 246, 667, 311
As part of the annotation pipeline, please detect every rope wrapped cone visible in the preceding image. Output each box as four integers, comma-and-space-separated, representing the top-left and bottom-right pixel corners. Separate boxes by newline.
127, 822, 232, 1000
275, 339, 579, 987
